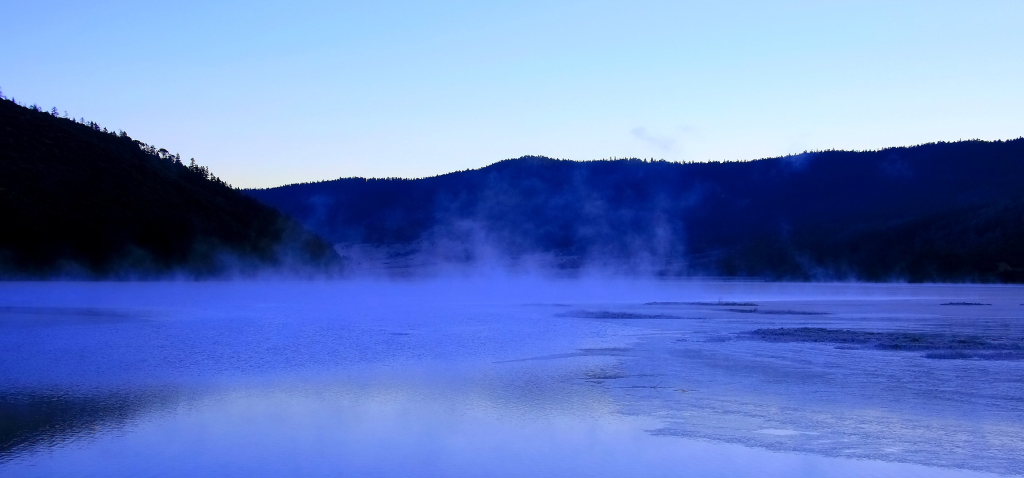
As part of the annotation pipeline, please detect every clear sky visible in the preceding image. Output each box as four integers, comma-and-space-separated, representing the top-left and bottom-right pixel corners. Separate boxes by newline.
3, 1, 1022, 188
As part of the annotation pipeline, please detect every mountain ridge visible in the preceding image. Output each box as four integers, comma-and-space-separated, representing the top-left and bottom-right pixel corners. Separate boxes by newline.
0, 98, 338, 278
248, 139, 1024, 281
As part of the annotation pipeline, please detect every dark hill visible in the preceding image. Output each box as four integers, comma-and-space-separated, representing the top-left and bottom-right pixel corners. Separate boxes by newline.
0, 98, 337, 278
248, 140, 1024, 281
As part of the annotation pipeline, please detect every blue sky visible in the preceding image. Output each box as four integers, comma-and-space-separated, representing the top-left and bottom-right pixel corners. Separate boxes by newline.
3, 1, 1022, 187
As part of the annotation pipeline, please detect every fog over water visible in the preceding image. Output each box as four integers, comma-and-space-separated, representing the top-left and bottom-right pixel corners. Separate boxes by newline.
1, 279, 1021, 477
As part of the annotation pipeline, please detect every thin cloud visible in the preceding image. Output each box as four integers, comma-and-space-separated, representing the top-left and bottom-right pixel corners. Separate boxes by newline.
630, 127, 675, 152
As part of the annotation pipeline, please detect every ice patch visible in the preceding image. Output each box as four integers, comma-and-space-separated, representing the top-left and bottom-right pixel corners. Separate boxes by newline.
756, 428, 816, 436
746, 327, 1024, 359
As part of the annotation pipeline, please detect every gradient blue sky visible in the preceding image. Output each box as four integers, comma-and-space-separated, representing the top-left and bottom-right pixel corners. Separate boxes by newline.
3, 1, 1022, 187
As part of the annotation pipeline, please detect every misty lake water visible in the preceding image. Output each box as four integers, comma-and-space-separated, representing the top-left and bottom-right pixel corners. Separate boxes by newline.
1, 279, 1021, 477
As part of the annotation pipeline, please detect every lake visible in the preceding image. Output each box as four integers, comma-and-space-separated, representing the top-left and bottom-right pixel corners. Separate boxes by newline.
1, 279, 1021, 477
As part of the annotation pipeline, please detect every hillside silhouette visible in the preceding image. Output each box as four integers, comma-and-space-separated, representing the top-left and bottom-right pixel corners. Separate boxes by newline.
0, 98, 337, 278
249, 140, 1024, 281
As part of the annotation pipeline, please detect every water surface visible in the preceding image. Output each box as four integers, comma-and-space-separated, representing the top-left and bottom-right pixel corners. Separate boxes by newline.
1, 280, 1020, 476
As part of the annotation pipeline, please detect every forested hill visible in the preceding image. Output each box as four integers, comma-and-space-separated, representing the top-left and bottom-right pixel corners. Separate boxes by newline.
249, 139, 1024, 282
0, 98, 337, 278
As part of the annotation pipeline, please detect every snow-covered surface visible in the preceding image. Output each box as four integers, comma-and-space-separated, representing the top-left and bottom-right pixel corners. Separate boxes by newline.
0, 280, 1021, 476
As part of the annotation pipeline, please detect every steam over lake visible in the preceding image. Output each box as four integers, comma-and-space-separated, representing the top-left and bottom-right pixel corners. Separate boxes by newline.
1, 280, 1021, 477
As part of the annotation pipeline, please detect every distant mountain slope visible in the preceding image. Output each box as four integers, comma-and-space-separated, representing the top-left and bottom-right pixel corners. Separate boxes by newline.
0, 98, 337, 278
248, 140, 1024, 281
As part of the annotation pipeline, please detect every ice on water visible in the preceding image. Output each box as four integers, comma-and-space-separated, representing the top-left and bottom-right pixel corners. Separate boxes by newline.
0, 279, 1020, 476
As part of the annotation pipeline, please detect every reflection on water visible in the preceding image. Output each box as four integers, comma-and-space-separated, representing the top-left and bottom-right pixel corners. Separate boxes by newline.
0, 390, 175, 459
0, 280, 1020, 477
